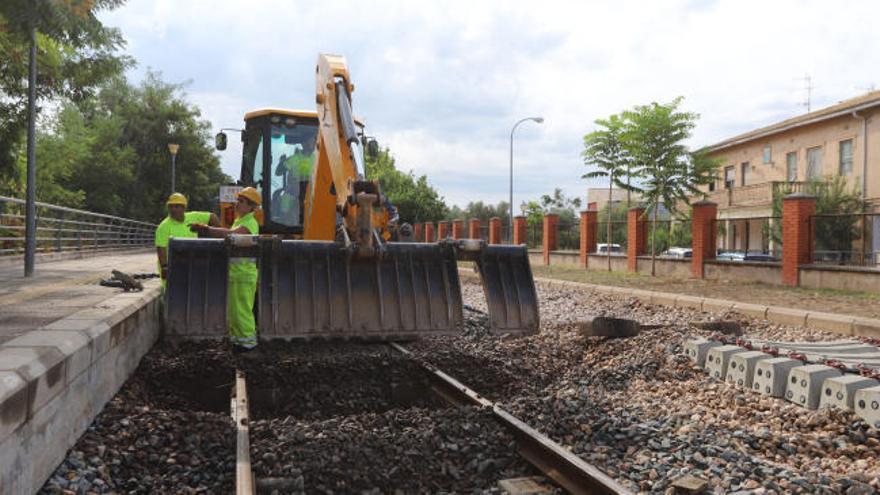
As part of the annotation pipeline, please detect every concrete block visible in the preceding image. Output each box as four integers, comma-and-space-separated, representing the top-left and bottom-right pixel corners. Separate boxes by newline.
671, 474, 709, 493
854, 385, 880, 428
627, 289, 654, 302
0, 346, 65, 416
726, 350, 771, 389
0, 371, 27, 443
692, 320, 742, 336
675, 295, 704, 310
730, 302, 768, 320
820, 375, 879, 411
684, 338, 721, 367
577, 316, 640, 338
753, 357, 802, 397
497, 476, 555, 495
785, 364, 842, 409
650, 292, 678, 307
766, 306, 809, 327
702, 298, 735, 314
43, 319, 112, 361
806, 312, 855, 335
705, 345, 749, 381
4, 330, 92, 383
854, 319, 880, 339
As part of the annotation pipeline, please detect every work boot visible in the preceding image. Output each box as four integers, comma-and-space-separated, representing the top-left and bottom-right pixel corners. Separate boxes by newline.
232, 345, 260, 360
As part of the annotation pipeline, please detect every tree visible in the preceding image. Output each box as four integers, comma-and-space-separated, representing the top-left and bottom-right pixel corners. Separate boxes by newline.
518, 188, 583, 248
621, 97, 718, 275
30, 72, 230, 222
366, 147, 449, 223
582, 114, 638, 270
0, 0, 130, 194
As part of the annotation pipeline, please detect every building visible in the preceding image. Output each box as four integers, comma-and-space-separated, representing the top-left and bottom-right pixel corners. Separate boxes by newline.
586, 187, 642, 212
701, 90, 880, 256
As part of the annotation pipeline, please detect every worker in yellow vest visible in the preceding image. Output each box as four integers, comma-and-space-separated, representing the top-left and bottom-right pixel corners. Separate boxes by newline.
155, 193, 220, 285
190, 187, 261, 353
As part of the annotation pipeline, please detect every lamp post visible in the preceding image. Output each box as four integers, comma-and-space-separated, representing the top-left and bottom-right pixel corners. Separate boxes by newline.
167, 143, 180, 193
509, 117, 543, 242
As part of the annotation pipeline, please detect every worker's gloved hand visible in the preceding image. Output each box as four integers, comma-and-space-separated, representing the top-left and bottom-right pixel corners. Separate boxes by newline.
189, 223, 209, 234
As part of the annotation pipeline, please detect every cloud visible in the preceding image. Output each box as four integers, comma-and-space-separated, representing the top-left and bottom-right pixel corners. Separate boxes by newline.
99, 0, 880, 208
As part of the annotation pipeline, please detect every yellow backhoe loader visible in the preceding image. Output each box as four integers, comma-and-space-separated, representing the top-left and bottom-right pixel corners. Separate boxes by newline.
164, 54, 539, 340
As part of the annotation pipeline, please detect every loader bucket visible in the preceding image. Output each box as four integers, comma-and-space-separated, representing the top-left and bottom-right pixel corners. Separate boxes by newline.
165, 238, 229, 338
473, 244, 539, 335
257, 239, 463, 340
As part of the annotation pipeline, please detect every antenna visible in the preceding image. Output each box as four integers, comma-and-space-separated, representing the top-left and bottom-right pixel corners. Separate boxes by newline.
798, 74, 813, 112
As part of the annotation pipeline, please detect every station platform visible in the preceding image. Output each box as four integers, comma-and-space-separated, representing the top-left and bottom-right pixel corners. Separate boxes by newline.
0, 251, 156, 344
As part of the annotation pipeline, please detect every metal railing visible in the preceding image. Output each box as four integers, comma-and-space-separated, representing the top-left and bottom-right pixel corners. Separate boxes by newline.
810, 213, 880, 267
712, 216, 782, 261
0, 195, 156, 257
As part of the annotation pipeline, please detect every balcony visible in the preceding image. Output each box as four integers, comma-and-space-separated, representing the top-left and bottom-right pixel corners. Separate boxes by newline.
703, 181, 809, 209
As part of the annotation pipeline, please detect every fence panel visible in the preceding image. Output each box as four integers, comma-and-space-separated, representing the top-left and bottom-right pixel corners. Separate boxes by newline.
713, 216, 782, 261
810, 213, 880, 267
0, 196, 156, 257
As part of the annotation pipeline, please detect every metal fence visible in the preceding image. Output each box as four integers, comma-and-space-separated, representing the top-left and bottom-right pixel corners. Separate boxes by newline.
595, 220, 627, 254
810, 213, 880, 267
557, 221, 580, 251
713, 216, 782, 261
0, 195, 156, 257
644, 219, 693, 256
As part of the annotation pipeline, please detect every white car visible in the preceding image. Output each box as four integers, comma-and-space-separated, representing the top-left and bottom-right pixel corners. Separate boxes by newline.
661, 247, 692, 259
597, 243, 623, 254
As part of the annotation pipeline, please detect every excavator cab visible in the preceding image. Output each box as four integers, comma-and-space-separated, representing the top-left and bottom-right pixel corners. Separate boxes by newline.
165, 54, 539, 341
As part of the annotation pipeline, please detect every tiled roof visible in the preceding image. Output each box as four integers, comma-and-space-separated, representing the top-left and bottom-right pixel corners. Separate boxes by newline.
708, 90, 880, 152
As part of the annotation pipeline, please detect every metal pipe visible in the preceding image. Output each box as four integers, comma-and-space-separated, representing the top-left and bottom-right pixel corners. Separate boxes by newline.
509, 117, 543, 243
24, 8, 37, 277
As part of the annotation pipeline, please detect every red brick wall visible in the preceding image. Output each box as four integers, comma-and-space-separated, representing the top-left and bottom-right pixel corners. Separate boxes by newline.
543, 214, 559, 265
782, 194, 816, 286
627, 207, 647, 272
452, 219, 464, 239
468, 218, 481, 239
580, 210, 598, 268
488, 217, 501, 244
437, 221, 448, 239
413, 223, 423, 242
691, 201, 718, 278
513, 216, 527, 245
424, 223, 435, 242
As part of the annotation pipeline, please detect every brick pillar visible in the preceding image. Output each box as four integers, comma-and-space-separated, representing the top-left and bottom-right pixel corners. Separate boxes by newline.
424, 222, 435, 243
579, 210, 598, 268
691, 200, 717, 279
627, 206, 647, 272
512, 216, 527, 245
437, 221, 448, 239
414, 223, 423, 242
782, 193, 816, 286
542, 213, 559, 265
451, 219, 464, 239
488, 217, 502, 244
468, 218, 481, 239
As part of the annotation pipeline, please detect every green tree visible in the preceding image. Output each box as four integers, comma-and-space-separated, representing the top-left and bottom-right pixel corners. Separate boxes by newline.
0, 0, 130, 194
622, 97, 718, 275
582, 114, 639, 270
366, 147, 449, 223
31, 72, 229, 222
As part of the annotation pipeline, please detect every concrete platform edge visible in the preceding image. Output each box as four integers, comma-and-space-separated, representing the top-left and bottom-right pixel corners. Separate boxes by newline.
0, 281, 162, 494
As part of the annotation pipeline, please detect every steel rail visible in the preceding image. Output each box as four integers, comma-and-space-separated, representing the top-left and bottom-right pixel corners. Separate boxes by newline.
389, 342, 631, 495
231, 370, 255, 495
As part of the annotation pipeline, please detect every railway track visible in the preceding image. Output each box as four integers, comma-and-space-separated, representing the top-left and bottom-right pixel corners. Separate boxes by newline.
229, 343, 630, 495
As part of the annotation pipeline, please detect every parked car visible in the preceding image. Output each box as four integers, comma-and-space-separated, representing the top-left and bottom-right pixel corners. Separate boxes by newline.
596, 243, 622, 254
661, 247, 692, 259
743, 252, 779, 262
716, 251, 745, 262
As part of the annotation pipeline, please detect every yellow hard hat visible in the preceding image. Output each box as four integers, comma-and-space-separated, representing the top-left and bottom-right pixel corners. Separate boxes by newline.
237, 187, 262, 206
166, 193, 187, 207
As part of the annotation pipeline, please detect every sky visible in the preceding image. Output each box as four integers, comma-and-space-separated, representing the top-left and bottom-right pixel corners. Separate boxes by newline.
99, 0, 880, 209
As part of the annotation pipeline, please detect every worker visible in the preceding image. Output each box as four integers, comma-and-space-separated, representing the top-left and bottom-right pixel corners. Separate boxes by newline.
189, 187, 261, 353
155, 193, 220, 286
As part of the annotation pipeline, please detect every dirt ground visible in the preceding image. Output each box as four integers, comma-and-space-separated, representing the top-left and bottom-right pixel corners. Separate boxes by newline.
531, 264, 880, 320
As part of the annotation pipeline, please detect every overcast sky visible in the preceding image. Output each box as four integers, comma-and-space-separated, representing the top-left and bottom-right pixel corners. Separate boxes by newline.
100, 0, 880, 208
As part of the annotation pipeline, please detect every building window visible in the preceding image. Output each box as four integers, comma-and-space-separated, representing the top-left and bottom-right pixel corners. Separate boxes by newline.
741, 162, 749, 186
763, 145, 771, 164
839, 139, 853, 175
786, 151, 797, 181
724, 166, 735, 188
806, 146, 822, 178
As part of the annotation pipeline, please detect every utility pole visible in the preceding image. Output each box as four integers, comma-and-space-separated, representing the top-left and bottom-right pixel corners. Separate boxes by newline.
168, 143, 180, 193
799, 74, 813, 113
24, 2, 38, 277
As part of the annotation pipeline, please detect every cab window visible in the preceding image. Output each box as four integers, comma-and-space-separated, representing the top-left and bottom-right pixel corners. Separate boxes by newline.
268, 121, 318, 228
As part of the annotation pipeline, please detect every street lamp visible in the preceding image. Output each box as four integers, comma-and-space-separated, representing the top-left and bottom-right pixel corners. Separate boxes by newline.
509, 116, 543, 242
167, 143, 180, 193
